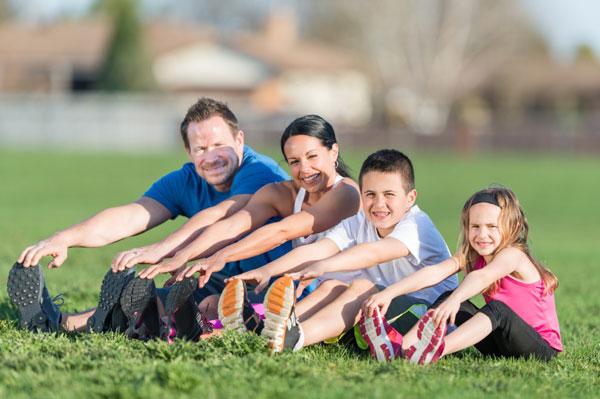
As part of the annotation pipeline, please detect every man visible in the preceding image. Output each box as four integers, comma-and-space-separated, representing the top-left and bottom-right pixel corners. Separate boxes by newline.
9, 97, 290, 335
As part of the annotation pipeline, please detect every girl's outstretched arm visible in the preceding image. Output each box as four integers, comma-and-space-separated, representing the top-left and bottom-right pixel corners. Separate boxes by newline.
362, 256, 460, 317
432, 247, 524, 326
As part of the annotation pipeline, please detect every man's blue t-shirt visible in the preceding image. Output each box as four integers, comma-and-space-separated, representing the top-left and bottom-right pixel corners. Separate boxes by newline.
144, 145, 291, 275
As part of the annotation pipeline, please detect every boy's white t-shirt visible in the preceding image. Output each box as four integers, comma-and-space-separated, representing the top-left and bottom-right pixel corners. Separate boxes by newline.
324, 205, 458, 303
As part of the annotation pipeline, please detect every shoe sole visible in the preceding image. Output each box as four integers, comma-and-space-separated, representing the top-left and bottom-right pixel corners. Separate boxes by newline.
359, 308, 401, 362
218, 278, 246, 332
86, 269, 134, 333
405, 310, 445, 364
120, 277, 156, 337
159, 278, 197, 342
261, 276, 295, 353
7, 263, 46, 330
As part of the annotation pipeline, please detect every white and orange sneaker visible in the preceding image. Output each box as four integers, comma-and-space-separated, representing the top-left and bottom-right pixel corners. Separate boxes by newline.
359, 307, 403, 362
404, 310, 446, 365
218, 278, 262, 333
261, 276, 303, 353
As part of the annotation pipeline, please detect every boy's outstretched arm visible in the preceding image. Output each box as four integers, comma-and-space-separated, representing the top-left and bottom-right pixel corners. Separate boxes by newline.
231, 238, 341, 293
288, 237, 409, 281
362, 256, 460, 317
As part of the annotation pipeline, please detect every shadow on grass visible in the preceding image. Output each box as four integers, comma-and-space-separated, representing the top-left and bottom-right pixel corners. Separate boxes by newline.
0, 298, 18, 321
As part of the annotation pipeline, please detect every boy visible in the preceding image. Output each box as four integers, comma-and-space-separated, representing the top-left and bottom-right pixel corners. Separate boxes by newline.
224, 149, 458, 353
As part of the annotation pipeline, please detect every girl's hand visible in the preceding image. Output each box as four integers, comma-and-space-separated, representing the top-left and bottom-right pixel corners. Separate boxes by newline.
432, 297, 460, 327
112, 244, 165, 272
228, 269, 271, 294
362, 291, 393, 318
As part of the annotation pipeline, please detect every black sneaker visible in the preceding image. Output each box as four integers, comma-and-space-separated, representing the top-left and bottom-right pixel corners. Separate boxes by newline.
7, 262, 62, 332
158, 278, 197, 343
120, 277, 159, 340
172, 295, 213, 341
86, 268, 135, 333
261, 276, 303, 353
218, 278, 262, 334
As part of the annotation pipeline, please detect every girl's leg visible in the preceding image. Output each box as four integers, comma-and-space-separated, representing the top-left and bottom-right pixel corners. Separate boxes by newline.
442, 312, 493, 356
479, 300, 558, 360
295, 279, 349, 321
198, 294, 220, 320
301, 279, 378, 346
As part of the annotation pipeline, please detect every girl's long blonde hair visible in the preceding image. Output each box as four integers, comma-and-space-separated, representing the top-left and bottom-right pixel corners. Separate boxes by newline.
457, 187, 558, 295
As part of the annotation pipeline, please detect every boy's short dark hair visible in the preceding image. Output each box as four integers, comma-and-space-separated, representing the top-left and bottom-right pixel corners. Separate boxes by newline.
180, 97, 239, 148
358, 149, 415, 192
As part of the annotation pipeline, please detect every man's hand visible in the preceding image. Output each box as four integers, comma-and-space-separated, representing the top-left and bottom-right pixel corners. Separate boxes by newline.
228, 268, 271, 294
139, 256, 187, 279
362, 290, 394, 319
18, 237, 68, 268
112, 244, 166, 272
178, 255, 226, 288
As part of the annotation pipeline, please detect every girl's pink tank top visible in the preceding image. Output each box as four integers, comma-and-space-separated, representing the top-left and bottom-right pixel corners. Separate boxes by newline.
475, 257, 563, 351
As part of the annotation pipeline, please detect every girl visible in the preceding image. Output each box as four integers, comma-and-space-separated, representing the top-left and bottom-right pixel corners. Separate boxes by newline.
360, 187, 561, 363
120, 115, 361, 336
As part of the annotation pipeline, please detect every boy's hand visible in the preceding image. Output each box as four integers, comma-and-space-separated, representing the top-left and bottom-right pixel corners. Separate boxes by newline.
19, 237, 68, 269
228, 269, 271, 294
287, 263, 325, 281
362, 291, 393, 318
432, 297, 460, 327
112, 244, 165, 272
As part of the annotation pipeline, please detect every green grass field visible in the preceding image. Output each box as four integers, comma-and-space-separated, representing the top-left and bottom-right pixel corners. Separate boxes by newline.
1, 148, 599, 399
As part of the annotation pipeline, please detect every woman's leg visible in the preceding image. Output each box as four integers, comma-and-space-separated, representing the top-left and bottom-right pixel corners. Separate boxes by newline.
60, 308, 96, 331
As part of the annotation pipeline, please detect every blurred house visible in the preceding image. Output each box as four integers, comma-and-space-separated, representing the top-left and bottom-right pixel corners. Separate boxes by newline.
0, 12, 372, 125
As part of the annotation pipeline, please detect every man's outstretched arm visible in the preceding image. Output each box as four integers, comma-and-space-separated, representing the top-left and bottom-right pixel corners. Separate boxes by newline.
111, 194, 252, 270
18, 197, 172, 268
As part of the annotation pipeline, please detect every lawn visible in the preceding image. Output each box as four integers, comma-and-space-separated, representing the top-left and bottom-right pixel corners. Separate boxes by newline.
0, 147, 599, 399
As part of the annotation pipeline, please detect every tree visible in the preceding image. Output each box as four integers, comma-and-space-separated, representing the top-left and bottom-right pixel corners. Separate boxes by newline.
306, 0, 537, 134
96, 0, 155, 91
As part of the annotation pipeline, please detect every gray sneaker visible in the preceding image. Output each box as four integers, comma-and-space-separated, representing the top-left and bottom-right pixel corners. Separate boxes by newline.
120, 277, 159, 340
7, 262, 63, 332
86, 268, 135, 333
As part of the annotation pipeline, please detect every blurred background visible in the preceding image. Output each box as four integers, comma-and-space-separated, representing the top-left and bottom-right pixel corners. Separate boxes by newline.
1, 0, 599, 153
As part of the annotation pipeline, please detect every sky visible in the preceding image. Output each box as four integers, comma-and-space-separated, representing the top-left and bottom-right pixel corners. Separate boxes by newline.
10, 0, 600, 61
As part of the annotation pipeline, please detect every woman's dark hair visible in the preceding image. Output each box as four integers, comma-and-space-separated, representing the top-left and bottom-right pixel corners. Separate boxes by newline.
280, 114, 351, 178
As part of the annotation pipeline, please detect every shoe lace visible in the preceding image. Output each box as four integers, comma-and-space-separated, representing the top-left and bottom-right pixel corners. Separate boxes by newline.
51, 293, 65, 307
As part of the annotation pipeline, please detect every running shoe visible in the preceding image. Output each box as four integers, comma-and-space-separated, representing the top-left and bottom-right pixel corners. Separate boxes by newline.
261, 276, 303, 353
158, 278, 197, 343
403, 310, 446, 365
7, 262, 62, 332
86, 268, 135, 333
218, 278, 262, 333
358, 307, 403, 362
120, 277, 159, 339
172, 295, 213, 341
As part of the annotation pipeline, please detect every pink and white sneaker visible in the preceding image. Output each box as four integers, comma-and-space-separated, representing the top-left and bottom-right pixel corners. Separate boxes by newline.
404, 310, 446, 365
358, 307, 403, 362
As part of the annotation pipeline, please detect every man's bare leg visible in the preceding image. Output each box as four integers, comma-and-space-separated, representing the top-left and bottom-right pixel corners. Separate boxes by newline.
61, 308, 96, 332
300, 279, 378, 347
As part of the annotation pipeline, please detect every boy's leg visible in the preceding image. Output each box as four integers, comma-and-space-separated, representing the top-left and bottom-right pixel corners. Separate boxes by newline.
301, 279, 378, 347
295, 279, 349, 321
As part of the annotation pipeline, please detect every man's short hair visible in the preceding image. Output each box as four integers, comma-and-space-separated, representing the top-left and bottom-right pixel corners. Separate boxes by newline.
358, 149, 415, 192
180, 98, 239, 148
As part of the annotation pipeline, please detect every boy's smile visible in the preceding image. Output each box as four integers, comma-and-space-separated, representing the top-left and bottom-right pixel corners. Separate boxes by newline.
361, 171, 416, 237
